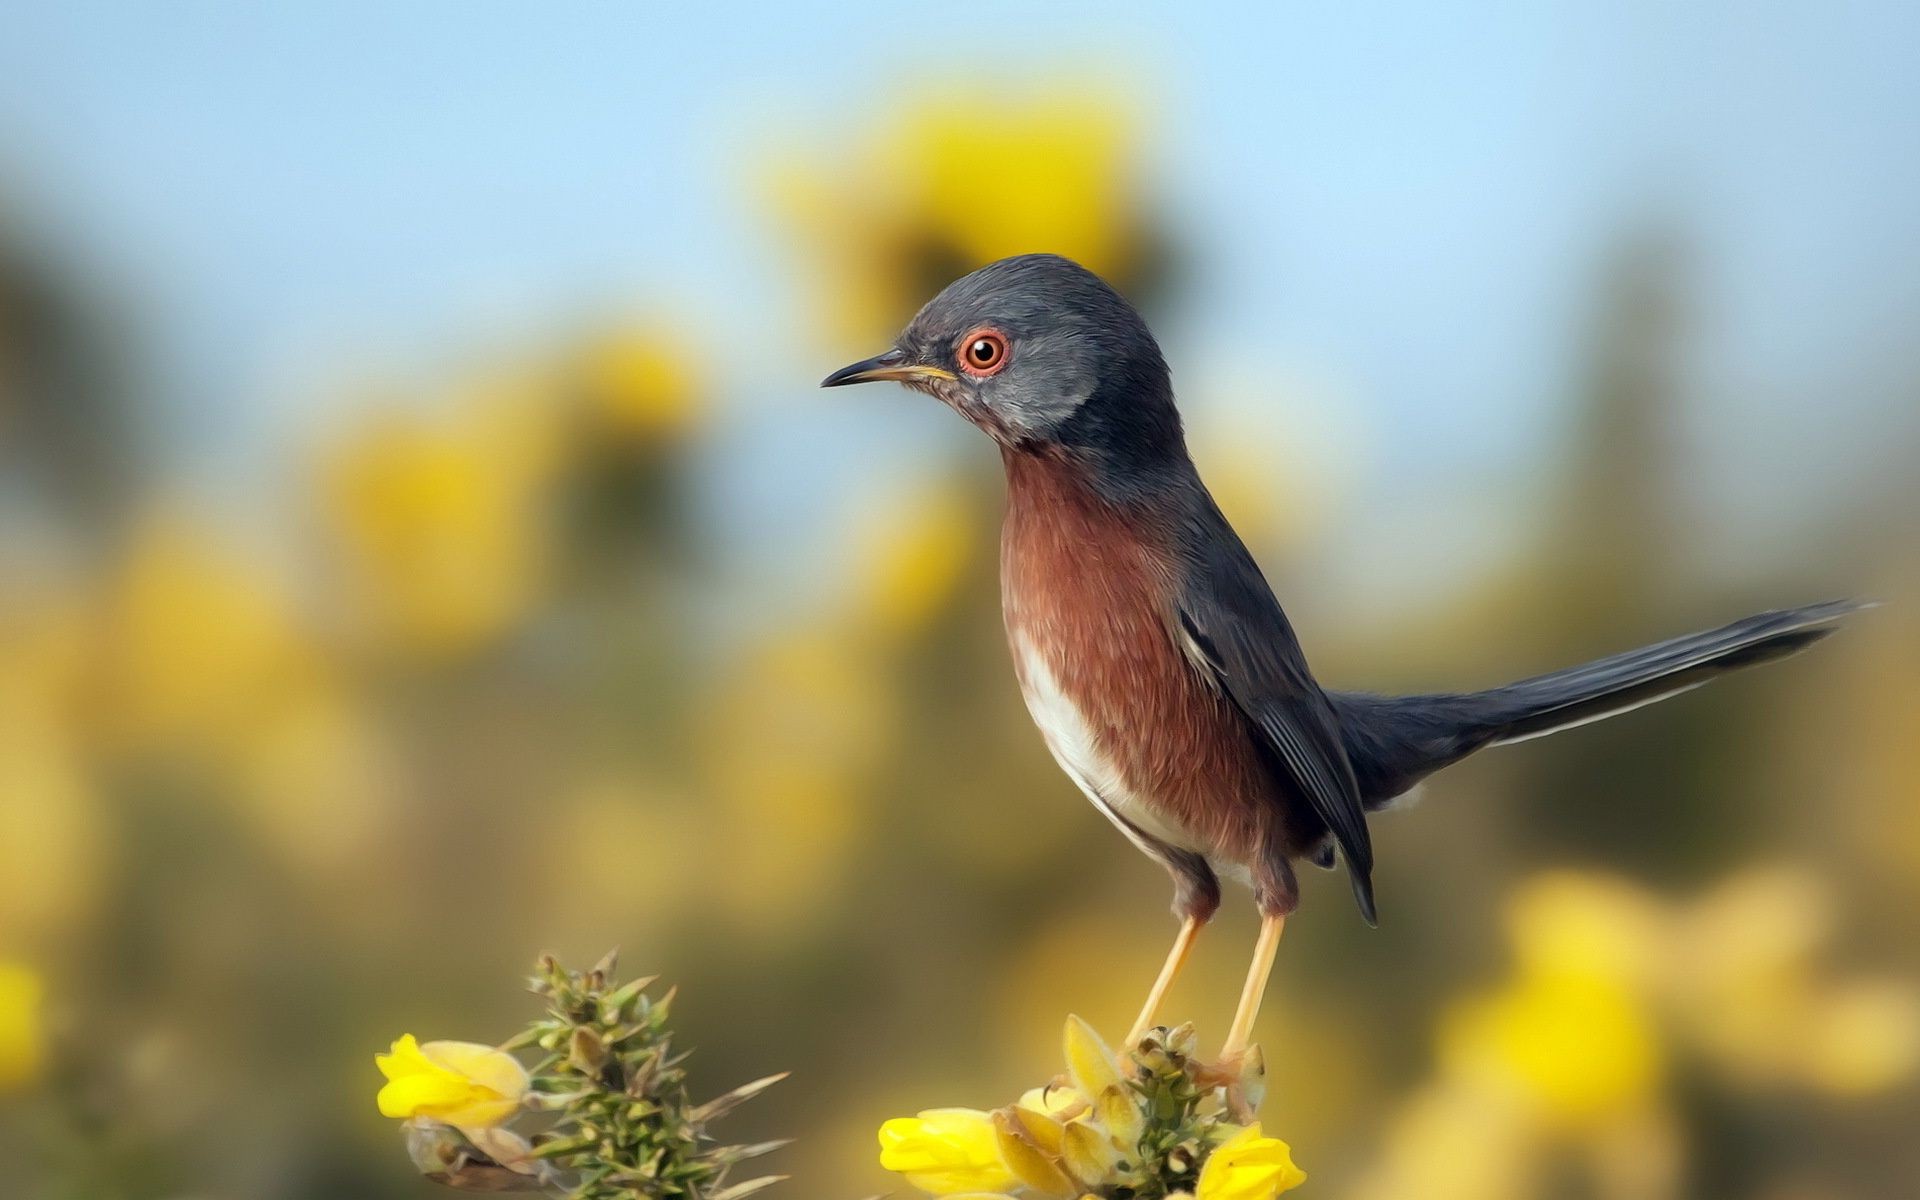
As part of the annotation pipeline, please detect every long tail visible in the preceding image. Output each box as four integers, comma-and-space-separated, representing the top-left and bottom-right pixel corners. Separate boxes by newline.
1332, 599, 1868, 806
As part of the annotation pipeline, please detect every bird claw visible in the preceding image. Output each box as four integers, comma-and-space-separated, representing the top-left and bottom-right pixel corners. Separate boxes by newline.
1198, 1044, 1266, 1122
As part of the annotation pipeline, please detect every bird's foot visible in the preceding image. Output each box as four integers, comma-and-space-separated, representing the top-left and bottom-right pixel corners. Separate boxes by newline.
1197, 1044, 1266, 1122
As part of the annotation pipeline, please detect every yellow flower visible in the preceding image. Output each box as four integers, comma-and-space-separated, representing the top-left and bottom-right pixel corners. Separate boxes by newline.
878, 1107, 1019, 1196
1434, 871, 1664, 1129
852, 479, 977, 640
992, 1106, 1077, 1198
1196, 1124, 1307, 1200
0, 963, 46, 1090
1801, 980, 1920, 1095
104, 513, 317, 751
322, 388, 558, 657
1017, 1082, 1089, 1120
1441, 970, 1661, 1128
375, 1035, 529, 1129
766, 82, 1152, 346
1061, 1015, 1124, 1100
1059, 1014, 1142, 1144
572, 329, 700, 443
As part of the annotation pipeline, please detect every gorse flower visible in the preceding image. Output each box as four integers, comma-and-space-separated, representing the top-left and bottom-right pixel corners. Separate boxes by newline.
1195, 1126, 1307, 1200
880, 1109, 1019, 1195
376, 1035, 531, 1129
876, 1018, 1304, 1200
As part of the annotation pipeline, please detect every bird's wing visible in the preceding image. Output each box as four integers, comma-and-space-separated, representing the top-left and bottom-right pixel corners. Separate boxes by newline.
1174, 518, 1376, 924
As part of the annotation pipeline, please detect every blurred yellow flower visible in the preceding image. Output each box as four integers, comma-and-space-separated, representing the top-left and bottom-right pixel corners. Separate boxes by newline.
768, 83, 1154, 344
0, 962, 45, 1091
1668, 865, 1920, 1096
1800, 980, 1920, 1095
701, 626, 892, 932
1195, 1124, 1307, 1200
1441, 873, 1664, 1129
323, 389, 557, 657
878, 1107, 1018, 1196
224, 676, 395, 874
0, 585, 105, 945
1345, 1084, 1538, 1200
1442, 970, 1662, 1129
1504, 871, 1663, 986
893, 86, 1139, 271
0, 719, 101, 946
104, 513, 317, 751
375, 1035, 529, 1129
853, 478, 977, 640
572, 328, 700, 443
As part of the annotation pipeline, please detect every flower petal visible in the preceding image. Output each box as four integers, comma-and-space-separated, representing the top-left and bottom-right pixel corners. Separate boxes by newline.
1096, 1083, 1144, 1148
878, 1109, 1018, 1196
376, 1034, 439, 1081
1062, 1118, 1120, 1184
1018, 1083, 1090, 1120
992, 1108, 1077, 1199
1062, 1016, 1125, 1099
1197, 1124, 1307, 1200
421, 1040, 531, 1102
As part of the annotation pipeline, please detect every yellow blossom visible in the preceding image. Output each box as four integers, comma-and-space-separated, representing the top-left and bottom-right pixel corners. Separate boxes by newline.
878, 1107, 1018, 1196
1441, 969, 1661, 1128
0, 962, 45, 1090
1061, 1015, 1124, 1100
1435, 871, 1665, 1129
1800, 980, 1920, 1096
993, 1106, 1077, 1198
572, 329, 700, 443
1196, 1124, 1307, 1200
853, 479, 977, 639
1504, 871, 1664, 985
322, 387, 558, 656
103, 513, 317, 751
1017, 1082, 1089, 1120
700, 626, 892, 931
375, 1035, 529, 1129
0, 715, 100, 946
767, 82, 1151, 345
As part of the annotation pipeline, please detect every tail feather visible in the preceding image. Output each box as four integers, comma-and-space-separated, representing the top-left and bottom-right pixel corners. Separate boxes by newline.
1333, 599, 1868, 806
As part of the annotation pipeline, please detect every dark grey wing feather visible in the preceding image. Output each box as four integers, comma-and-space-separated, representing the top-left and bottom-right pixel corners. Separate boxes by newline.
1174, 516, 1377, 924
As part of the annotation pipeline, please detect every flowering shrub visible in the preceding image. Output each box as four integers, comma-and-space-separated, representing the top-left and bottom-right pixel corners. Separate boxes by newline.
376, 953, 786, 1198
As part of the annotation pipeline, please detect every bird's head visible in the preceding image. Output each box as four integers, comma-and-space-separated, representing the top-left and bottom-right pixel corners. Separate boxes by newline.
822, 254, 1182, 460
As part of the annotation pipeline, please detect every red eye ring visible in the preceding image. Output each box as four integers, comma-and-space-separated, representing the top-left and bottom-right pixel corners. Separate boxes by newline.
957, 328, 1009, 377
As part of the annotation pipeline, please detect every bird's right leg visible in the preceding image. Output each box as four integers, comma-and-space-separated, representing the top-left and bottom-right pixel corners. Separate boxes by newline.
1220, 854, 1299, 1061
1127, 853, 1219, 1046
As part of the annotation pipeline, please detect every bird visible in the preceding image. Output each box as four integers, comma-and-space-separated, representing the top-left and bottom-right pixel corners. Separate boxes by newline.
821, 252, 1862, 1062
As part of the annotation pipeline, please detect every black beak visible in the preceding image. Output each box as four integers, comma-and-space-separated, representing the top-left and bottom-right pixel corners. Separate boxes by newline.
820, 348, 957, 388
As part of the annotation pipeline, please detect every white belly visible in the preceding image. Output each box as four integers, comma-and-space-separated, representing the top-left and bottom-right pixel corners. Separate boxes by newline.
1012, 631, 1204, 858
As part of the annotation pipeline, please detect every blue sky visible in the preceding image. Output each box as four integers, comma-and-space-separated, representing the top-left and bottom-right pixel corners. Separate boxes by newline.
3, 2, 1916, 600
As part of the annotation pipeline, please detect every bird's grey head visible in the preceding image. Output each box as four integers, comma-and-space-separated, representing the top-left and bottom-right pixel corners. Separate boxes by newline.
822, 254, 1182, 460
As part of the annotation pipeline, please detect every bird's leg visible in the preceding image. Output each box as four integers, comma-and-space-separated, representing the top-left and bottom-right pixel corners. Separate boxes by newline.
1126, 915, 1203, 1045
1220, 912, 1286, 1059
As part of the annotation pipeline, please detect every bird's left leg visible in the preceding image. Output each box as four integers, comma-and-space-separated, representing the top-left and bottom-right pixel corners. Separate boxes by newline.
1221, 856, 1298, 1060
1220, 912, 1286, 1058
1126, 852, 1219, 1046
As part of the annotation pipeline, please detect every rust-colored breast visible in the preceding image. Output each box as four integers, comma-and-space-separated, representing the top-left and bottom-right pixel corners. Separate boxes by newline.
999, 448, 1279, 870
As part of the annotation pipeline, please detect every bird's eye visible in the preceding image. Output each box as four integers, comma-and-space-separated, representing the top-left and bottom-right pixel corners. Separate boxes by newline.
957, 329, 1010, 377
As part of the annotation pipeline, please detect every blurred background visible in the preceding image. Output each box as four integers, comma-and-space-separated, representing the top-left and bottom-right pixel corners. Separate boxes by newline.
3, 3, 1918, 1198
